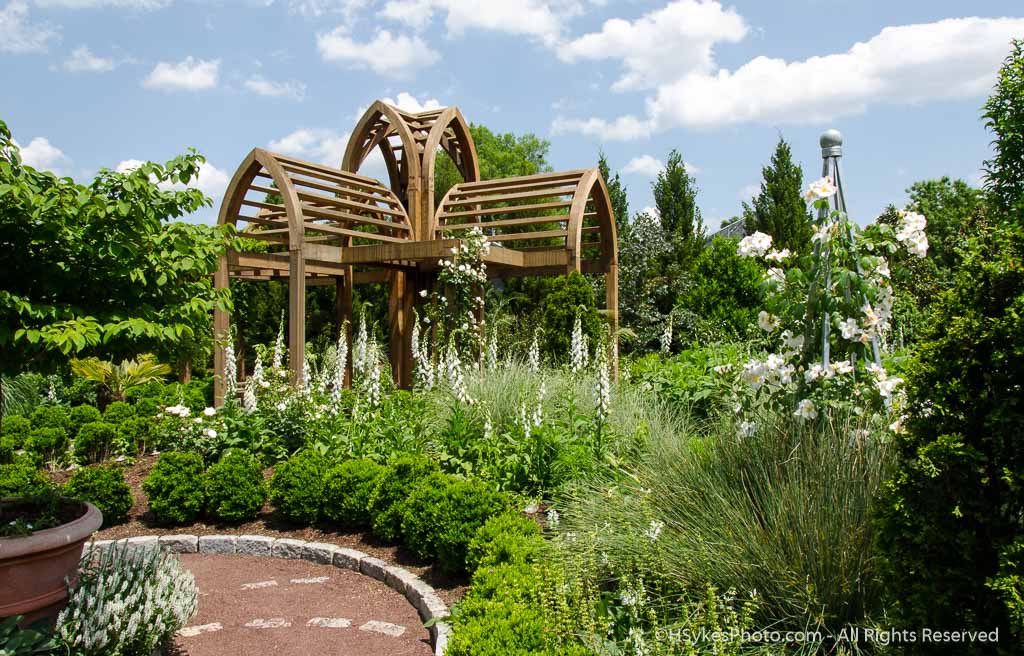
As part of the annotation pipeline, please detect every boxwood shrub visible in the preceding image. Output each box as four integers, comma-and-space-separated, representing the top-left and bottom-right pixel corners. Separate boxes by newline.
204, 449, 266, 523
30, 405, 69, 432
63, 465, 133, 526
465, 512, 542, 573
401, 473, 507, 575
269, 449, 326, 525
73, 421, 116, 464
322, 459, 385, 529
1, 416, 32, 449
367, 454, 439, 542
68, 405, 101, 438
102, 401, 135, 427
25, 426, 67, 461
142, 451, 205, 525
0, 462, 53, 498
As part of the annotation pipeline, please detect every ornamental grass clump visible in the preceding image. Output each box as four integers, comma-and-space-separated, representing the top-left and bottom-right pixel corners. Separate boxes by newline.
56, 543, 198, 656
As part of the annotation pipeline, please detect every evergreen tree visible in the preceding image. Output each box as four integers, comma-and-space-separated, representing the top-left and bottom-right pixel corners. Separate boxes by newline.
652, 150, 704, 269
742, 136, 813, 255
597, 150, 630, 239
982, 39, 1024, 219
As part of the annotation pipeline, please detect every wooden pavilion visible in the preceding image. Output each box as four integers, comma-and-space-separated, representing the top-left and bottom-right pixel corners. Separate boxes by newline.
213, 101, 618, 403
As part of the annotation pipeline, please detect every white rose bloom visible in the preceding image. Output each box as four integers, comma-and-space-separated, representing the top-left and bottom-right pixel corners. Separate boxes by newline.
203, 407, 216, 416
204, 429, 217, 439
840, 318, 861, 341
757, 310, 779, 333
794, 398, 818, 420
804, 176, 837, 201
737, 231, 773, 258
767, 267, 786, 288
876, 377, 904, 398
765, 248, 791, 262
830, 360, 853, 375
804, 363, 824, 383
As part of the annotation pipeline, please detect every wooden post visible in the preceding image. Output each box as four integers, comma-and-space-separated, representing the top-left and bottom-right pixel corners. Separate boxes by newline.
213, 255, 230, 406
387, 270, 414, 389
606, 263, 619, 381
336, 270, 353, 388
288, 250, 306, 386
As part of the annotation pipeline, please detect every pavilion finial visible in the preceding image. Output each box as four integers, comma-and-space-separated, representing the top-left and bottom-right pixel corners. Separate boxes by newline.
820, 129, 842, 157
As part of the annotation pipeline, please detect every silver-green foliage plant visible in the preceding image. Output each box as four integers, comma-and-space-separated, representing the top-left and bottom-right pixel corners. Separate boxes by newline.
56, 543, 198, 655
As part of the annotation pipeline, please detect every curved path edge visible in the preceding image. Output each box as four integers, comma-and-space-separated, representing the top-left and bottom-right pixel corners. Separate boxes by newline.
86, 535, 451, 656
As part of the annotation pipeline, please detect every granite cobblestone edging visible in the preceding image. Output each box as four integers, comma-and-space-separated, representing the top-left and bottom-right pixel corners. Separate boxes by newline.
86, 535, 452, 656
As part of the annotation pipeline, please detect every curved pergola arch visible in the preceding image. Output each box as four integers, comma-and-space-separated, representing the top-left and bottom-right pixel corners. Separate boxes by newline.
214, 101, 617, 404
342, 102, 480, 239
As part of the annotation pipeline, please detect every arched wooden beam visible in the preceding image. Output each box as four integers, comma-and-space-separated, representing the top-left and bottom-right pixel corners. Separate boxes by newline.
421, 106, 479, 237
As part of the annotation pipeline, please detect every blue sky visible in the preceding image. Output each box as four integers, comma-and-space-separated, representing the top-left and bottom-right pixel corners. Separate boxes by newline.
3, 0, 1022, 227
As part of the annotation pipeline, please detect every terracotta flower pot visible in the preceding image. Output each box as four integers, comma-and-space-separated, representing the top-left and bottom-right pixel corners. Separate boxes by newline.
0, 498, 103, 625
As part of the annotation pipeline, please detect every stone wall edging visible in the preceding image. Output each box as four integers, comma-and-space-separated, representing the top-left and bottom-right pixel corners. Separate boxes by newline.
87, 535, 451, 656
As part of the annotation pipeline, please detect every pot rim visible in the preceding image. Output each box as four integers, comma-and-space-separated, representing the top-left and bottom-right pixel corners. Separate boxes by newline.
0, 498, 103, 560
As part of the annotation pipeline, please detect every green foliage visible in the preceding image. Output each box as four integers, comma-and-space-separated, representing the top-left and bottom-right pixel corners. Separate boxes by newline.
142, 451, 206, 525
103, 400, 136, 426
0, 462, 52, 497
30, 404, 69, 432
562, 407, 892, 641
741, 136, 813, 256
598, 150, 629, 239
401, 473, 507, 575
982, 38, 1024, 218
540, 273, 602, 363
465, 512, 541, 573
68, 404, 101, 437
25, 426, 67, 461
368, 454, 440, 542
63, 465, 133, 526
71, 355, 171, 405
0, 615, 58, 656
653, 150, 704, 269
269, 449, 326, 525
322, 458, 386, 528
435, 123, 551, 204
73, 421, 116, 464
0, 119, 234, 377
876, 224, 1024, 651
627, 344, 749, 420
0, 415, 31, 448
115, 416, 153, 456
679, 237, 764, 341
203, 449, 266, 523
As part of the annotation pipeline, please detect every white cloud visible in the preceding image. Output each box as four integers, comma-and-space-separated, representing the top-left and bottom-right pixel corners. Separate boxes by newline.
0, 1, 59, 53
19, 136, 69, 174
381, 0, 571, 46
285, 0, 366, 18
381, 91, 442, 113
316, 26, 439, 77
623, 155, 662, 177
622, 154, 699, 178
116, 158, 228, 198
556, 16, 1024, 139
62, 45, 114, 72
559, 0, 747, 91
244, 75, 307, 101
33, 0, 170, 8
269, 127, 349, 166
142, 56, 219, 91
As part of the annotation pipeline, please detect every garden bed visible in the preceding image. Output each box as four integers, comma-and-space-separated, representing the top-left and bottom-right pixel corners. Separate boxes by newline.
47, 456, 469, 608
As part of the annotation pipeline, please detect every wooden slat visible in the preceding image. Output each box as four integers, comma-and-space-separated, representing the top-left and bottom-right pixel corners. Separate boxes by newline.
272, 152, 381, 184
484, 229, 567, 242
236, 214, 287, 228
299, 203, 411, 234
279, 162, 388, 194
443, 185, 576, 206
302, 222, 406, 243
295, 190, 407, 218
340, 239, 461, 265
455, 169, 585, 190
286, 176, 402, 207
438, 200, 573, 219
448, 179, 579, 198
439, 215, 569, 230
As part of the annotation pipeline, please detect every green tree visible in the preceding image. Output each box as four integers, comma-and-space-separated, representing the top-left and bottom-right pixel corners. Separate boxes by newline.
0, 120, 233, 380
435, 124, 550, 204
540, 273, 602, 362
597, 150, 629, 239
904, 177, 981, 271
877, 40, 1024, 651
653, 150, 704, 271
983, 39, 1024, 218
741, 137, 813, 256
680, 237, 764, 340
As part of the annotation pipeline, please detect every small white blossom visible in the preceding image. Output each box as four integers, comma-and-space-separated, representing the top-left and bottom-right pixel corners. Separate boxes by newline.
794, 398, 818, 420
805, 176, 837, 201
737, 231, 773, 258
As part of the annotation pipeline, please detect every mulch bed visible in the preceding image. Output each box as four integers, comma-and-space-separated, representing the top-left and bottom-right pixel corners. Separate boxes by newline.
49, 456, 468, 608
